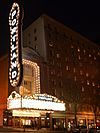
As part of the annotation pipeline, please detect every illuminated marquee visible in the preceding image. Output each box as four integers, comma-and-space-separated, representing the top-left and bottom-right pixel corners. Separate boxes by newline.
9, 2, 22, 87
7, 91, 66, 111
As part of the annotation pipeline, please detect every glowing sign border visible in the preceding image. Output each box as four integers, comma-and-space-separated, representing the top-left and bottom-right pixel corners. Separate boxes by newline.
9, 2, 22, 87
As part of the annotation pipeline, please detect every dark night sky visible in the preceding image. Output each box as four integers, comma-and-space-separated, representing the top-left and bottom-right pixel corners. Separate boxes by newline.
0, 0, 100, 57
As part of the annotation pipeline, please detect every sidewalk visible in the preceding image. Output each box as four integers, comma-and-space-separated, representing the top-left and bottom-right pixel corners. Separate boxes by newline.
0, 126, 37, 132
0, 126, 66, 132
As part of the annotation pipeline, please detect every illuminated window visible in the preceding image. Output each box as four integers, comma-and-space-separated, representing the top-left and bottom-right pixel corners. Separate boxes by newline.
92, 82, 95, 86
74, 76, 77, 81
98, 52, 100, 56
66, 66, 69, 71
83, 50, 86, 54
89, 54, 91, 57
73, 68, 76, 73
71, 45, 74, 48
98, 85, 100, 88
87, 80, 89, 85
94, 56, 96, 60
77, 48, 80, 52
56, 53, 60, 58
23, 80, 32, 95
86, 73, 89, 77
51, 71, 53, 75
78, 55, 81, 60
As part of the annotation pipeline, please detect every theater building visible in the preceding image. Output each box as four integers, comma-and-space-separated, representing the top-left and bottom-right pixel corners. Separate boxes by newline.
5, 2, 66, 130
0, 2, 100, 130
6, 47, 66, 129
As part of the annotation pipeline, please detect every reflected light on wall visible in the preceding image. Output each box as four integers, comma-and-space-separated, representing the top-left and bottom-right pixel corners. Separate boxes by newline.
22, 59, 40, 94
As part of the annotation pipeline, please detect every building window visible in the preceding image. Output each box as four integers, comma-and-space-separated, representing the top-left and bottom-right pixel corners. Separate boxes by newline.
89, 54, 92, 57
77, 48, 80, 52
93, 50, 95, 53
34, 36, 37, 41
56, 53, 60, 58
29, 41, 31, 45
86, 73, 89, 77
73, 68, 76, 73
52, 80, 56, 86
48, 23, 52, 30
57, 71, 62, 77
82, 86, 84, 92
92, 82, 95, 86
51, 71, 53, 75
24, 81, 27, 85
50, 50, 54, 57
74, 76, 77, 81
98, 52, 100, 56
79, 63, 82, 67
83, 49, 86, 54
54, 89, 57, 95
49, 41, 53, 47
28, 33, 30, 37
34, 28, 37, 33
98, 85, 100, 88
35, 44, 38, 50
90, 61, 93, 64
87, 80, 90, 85
65, 57, 68, 62
66, 66, 69, 71
94, 56, 96, 60
50, 60, 54, 65
59, 81, 63, 87
71, 45, 74, 49
78, 55, 81, 60
80, 70, 83, 75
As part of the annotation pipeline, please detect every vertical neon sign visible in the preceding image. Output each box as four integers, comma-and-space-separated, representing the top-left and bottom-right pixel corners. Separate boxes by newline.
9, 2, 22, 87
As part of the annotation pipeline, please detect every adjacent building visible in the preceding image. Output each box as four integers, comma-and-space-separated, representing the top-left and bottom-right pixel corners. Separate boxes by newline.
23, 14, 100, 127
0, 55, 8, 126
